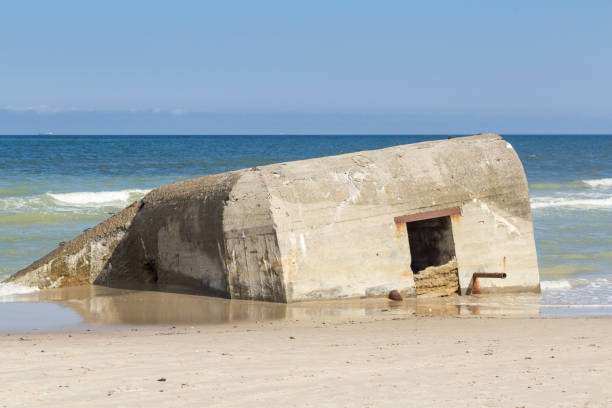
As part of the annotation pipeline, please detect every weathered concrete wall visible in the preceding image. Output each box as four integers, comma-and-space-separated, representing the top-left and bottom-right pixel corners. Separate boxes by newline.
452, 198, 539, 294
7, 202, 140, 288
97, 172, 241, 297
8, 133, 540, 302
261, 134, 539, 301
261, 155, 416, 301
222, 169, 286, 302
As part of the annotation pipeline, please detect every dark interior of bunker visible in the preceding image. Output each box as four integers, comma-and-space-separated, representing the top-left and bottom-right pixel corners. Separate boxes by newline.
407, 216, 456, 273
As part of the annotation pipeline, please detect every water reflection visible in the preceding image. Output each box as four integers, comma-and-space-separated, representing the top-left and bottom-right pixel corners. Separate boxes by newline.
0, 302, 82, 332
5, 285, 543, 330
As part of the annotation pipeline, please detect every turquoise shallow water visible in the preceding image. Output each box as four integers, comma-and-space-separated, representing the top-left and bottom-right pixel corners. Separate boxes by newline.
0, 135, 610, 306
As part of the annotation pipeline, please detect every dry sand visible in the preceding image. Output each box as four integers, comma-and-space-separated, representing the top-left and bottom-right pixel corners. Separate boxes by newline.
1, 315, 611, 407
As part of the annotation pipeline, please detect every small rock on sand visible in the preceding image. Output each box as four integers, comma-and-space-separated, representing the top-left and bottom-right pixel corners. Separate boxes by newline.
388, 290, 402, 301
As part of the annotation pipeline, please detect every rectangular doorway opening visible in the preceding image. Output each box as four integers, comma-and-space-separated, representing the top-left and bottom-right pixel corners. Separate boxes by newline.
406, 215, 459, 296
407, 216, 456, 273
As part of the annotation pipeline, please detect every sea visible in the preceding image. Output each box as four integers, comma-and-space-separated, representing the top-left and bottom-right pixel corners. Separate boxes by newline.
0, 135, 610, 318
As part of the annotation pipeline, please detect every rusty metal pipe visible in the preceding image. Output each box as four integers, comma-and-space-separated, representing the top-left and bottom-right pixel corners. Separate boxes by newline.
469, 272, 507, 295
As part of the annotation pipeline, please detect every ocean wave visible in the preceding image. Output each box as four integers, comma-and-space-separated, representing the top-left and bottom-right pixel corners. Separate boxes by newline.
530, 178, 612, 192
540, 280, 572, 291
531, 195, 612, 209
0, 196, 50, 212
0, 282, 39, 297
583, 178, 612, 188
530, 177, 612, 209
0, 189, 150, 213
541, 276, 612, 308
47, 189, 149, 206
541, 277, 612, 291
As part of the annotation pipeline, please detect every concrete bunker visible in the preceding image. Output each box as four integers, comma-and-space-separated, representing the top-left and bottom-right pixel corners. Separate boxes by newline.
7, 134, 541, 302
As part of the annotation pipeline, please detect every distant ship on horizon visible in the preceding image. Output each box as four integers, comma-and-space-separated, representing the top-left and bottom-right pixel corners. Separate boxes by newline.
38, 131, 54, 135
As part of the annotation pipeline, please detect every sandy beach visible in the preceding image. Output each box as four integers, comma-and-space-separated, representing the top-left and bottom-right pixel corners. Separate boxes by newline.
2, 314, 611, 407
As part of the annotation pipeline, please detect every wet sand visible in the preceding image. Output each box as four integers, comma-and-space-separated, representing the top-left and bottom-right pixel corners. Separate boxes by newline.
0, 285, 547, 333
2, 288, 612, 406
1, 314, 612, 407
3, 284, 608, 334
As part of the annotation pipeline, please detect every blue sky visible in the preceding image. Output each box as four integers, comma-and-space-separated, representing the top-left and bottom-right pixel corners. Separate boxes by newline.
1, 1, 611, 133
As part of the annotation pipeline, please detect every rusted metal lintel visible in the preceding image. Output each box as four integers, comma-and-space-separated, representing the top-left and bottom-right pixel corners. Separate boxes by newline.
469, 272, 507, 295
394, 206, 461, 224
473, 272, 507, 279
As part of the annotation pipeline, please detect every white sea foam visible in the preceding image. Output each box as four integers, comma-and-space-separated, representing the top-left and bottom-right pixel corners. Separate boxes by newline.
540, 280, 572, 291
0, 282, 39, 297
541, 276, 612, 307
0, 189, 151, 225
0, 196, 41, 212
531, 195, 612, 209
0, 190, 149, 215
530, 176, 612, 210
47, 189, 149, 206
583, 178, 612, 188
0, 189, 149, 213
